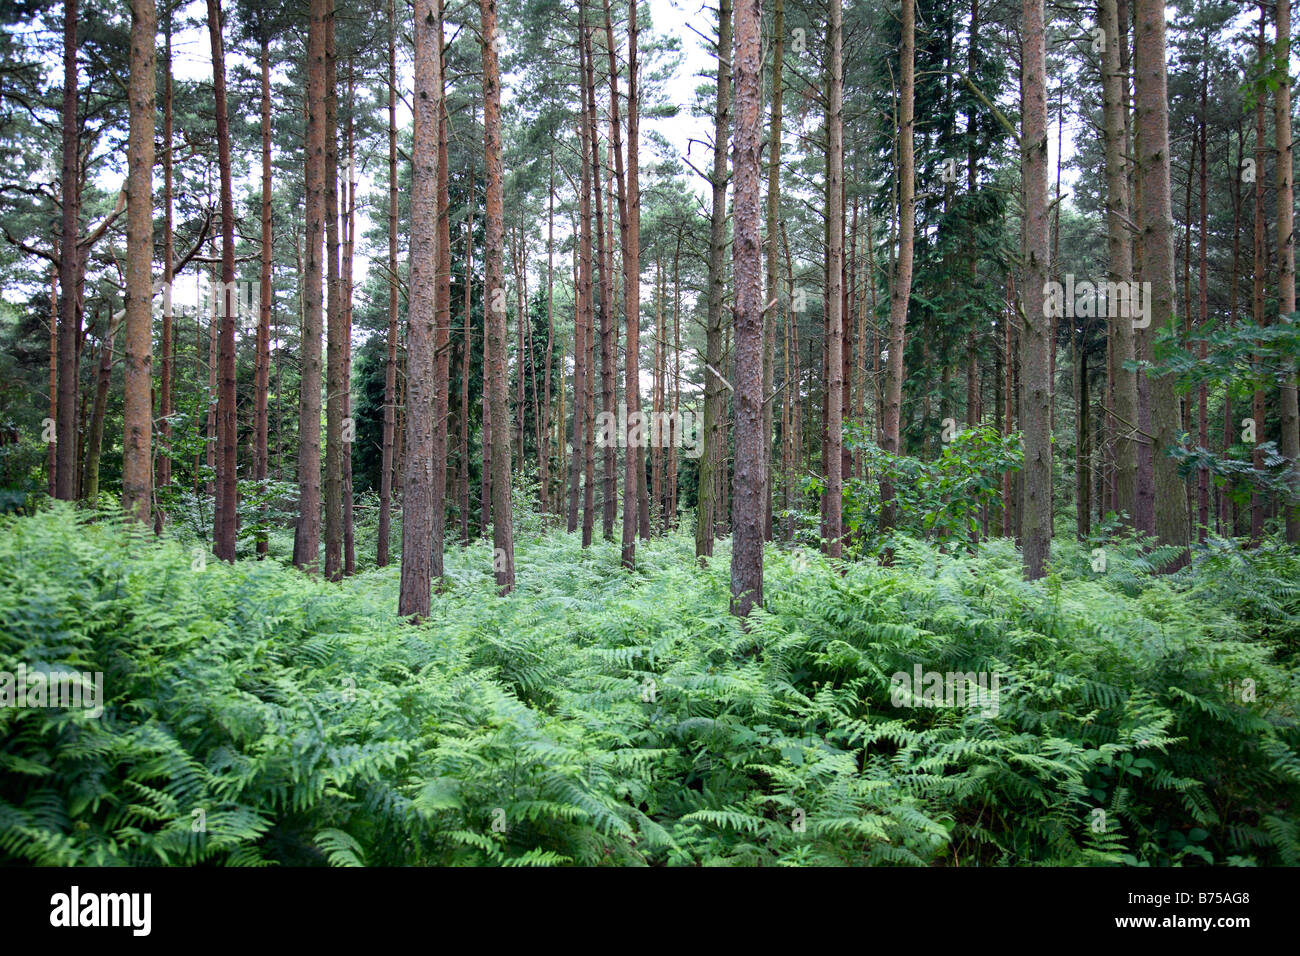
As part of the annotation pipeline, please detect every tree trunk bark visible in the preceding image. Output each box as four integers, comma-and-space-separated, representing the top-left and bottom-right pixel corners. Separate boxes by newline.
762, 0, 784, 542
254, 33, 273, 555
1275, 0, 1300, 542
55, 0, 80, 502
696, 0, 731, 562
482, 0, 515, 592
1135, 0, 1190, 563
730, 0, 765, 614
122, 0, 156, 524
155, 10, 173, 531
825, 0, 845, 560
324, 3, 343, 580
880, 0, 914, 554
377, 0, 398, 567
1020, 0, 1051, 579
460, 156, 475, 544
293, 0, 328, 573
1101, 0, 1137, 527
207, 0, 238, 562
398, 0, 444, 619
431, 2, 452, 578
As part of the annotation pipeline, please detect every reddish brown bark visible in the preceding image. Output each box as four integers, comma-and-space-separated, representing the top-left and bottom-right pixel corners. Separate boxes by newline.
731, 0, 765, 614
482, 0, 515, 592
398, 0, 444, 618
207, 0, 238, 562
377, 0, 398, 567
293, 0, 328, 573
122, 0, 156, 524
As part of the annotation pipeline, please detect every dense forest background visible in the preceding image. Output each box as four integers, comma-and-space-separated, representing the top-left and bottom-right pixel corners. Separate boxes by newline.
1, 0, 1299, 867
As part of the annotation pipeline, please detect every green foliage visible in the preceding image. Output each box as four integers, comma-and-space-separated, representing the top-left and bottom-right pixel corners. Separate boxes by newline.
1, 503, 1297, 866
843, 423, 1023, 552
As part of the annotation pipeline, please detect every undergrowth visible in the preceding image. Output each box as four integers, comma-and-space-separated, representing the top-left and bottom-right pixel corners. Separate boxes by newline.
1, 503, 1297, 866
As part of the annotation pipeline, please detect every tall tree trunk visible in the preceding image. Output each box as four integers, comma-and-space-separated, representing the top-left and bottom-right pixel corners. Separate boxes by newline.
582, 32, 614, 540
398, 0, 444, 619
293, 0, 328, 573
604, 0, 642, 567
731, 0, 765, 613
1020, 0, 1051, 579
342, 65, 356, 576
1101, 0, 1137, 526
696, 0, 731, 562
482, 0, 515, 592
55, 0, 80, 502
670, 235, 681, 527
540, 150, 555, 517
122, 0, 156, 524
207, 0, 238, 562
579, 14, 598, 547
825, 0, 844, 560
570, 12, 593, 538
1276, 0, 1300, 542
568, 56, 591, 535
324, 3, 343, 580
460, 157, 475, 544
377, 0, 398, 567
155, 11, 173, 531
431, 3, 452, 578
254, 32, 273, 555
1198, 67, 1210, 543
1135, 0, 1190, 563
1252, 10, 1269, 544
880, 0, 914, 550
762, 0, 784, 542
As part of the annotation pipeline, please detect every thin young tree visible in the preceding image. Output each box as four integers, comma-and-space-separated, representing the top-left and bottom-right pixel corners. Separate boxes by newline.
154, 6, 174, 530
568, 21, 592, 535
696, 0, 730, 562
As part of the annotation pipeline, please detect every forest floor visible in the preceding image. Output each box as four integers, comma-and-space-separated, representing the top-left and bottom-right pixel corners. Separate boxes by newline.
2, 503, 1299, 866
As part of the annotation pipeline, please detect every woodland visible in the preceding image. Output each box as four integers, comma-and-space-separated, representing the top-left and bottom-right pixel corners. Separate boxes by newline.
1, 0, 1299, 867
